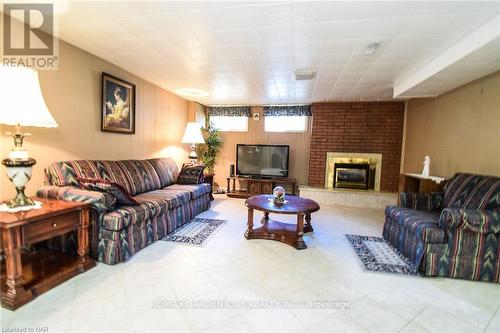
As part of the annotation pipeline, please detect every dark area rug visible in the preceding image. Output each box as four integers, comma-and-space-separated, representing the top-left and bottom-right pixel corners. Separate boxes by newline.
163, 218, 226, 246
346, 234, 418, 275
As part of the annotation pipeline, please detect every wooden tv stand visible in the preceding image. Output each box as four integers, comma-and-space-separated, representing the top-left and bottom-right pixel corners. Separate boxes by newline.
226, 176, 297, 199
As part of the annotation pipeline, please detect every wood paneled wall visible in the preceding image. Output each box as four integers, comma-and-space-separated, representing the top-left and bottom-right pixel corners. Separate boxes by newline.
403, 70, 500, 177
0, 40, 190, 200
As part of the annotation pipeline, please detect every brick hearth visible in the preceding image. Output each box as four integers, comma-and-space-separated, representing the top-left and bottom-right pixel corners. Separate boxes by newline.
308, 102, 405, 192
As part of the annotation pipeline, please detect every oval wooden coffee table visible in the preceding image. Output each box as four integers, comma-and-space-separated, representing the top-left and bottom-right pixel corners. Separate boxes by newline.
244, 195, 320, 250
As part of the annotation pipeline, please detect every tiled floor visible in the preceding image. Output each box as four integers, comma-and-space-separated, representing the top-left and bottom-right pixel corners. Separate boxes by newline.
1, 196, 499, 332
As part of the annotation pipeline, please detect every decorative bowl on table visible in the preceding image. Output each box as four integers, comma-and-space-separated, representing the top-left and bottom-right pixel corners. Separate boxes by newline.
272, 186, 286, 206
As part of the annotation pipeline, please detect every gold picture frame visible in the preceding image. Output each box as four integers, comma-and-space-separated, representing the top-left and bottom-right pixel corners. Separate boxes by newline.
101, 73, 135, 134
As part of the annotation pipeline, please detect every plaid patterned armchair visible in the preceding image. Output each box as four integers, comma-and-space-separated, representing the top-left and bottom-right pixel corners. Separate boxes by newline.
37, 158, 211, 264
383, 173, 499, 282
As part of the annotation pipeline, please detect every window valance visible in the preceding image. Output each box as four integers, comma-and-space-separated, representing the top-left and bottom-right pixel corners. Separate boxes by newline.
263, 105, 312, 117
208, 106, 251, 117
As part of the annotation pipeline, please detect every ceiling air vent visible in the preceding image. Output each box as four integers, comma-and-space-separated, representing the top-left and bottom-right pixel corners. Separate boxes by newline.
294, 70, 316, 81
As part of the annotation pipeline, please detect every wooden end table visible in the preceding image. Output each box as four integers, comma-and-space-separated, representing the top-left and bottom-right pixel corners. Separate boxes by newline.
244, 195, 320, 250
0, 198, 96, 310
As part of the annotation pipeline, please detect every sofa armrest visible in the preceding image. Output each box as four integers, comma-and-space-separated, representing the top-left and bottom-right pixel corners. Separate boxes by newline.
399, 192, 443, 212
439, 208, 500, 234
36, 186, 116, 213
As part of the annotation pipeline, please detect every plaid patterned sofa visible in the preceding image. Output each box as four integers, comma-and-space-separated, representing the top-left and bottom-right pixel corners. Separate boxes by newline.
383, 173, 499, 282
36, 158, 211, 264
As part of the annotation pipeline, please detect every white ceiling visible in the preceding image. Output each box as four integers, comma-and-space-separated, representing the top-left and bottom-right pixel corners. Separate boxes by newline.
31, 1, 500, 104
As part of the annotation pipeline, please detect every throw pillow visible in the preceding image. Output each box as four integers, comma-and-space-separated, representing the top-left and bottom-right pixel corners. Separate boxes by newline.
78, 178, 139, 206
177, 164, 205, 185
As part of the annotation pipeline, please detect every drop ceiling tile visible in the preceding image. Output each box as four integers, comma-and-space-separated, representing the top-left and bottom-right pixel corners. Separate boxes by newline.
273, 75, 295, 85
296, 18, 404, 41
339, 72, 364, 81
376, 50, 428, 62
211, 47, 245, 60
166, 34, 203, 53
198, 29, 261, 48
400, 12, 494, 36
269, 60, 295, 71
293, 1, 402, 24
313, 86, 334, 93
112, 17, 159, 39
316, 72, 341, 81
237, 45, 266, 59
294, 40, 325, 53
164, 1, 215, 13
252, 3, 293, 27
61, 2, 135, 24
320, 53, 352, 65
48, 1, 500, 103
321, 39, 371, 53
77, 21, 129, 42
333, 81, 357, 88
147, 13, 193, 36
343, 63, 372, 73
123, 1, 173, 16
294, 60, 321, 70
213, 6, 259, 30
348, 54, 382, 65
259, 26, 294, 44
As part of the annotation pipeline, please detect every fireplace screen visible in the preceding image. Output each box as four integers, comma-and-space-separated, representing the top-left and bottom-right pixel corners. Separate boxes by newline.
333, 163, 370, 189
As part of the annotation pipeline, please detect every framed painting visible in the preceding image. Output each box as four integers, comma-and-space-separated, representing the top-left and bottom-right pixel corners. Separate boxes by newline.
101, 73, 135, 134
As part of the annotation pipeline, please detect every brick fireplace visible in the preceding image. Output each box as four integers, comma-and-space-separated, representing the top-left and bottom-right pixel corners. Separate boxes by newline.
308, 102, 405, 192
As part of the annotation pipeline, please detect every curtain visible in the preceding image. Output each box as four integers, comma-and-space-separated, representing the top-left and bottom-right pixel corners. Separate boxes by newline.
263, 105, 312, 117
208, 106, 251, 117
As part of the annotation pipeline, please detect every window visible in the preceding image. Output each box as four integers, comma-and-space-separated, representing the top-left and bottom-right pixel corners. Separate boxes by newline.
264, 116, 308, 132
210, 116, 248, 132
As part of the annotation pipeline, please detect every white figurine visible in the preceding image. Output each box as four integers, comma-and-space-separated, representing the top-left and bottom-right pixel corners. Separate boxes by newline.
422, 155, 430, 177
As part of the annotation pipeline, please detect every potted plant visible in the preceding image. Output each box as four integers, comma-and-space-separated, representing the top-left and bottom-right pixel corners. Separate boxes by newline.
195, 121, 222, 175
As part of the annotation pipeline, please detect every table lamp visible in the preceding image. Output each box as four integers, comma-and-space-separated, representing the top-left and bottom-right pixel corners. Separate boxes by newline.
0, 65, 58, 208
181, 122, 205, 163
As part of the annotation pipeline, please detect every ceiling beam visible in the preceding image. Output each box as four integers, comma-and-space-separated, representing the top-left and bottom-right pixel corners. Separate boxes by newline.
393, 13, 500, 97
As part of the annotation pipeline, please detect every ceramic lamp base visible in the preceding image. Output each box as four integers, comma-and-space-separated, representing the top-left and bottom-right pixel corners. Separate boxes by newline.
5, 187, 34, 208
2, 158, 36, 208
188, 144, 198, 164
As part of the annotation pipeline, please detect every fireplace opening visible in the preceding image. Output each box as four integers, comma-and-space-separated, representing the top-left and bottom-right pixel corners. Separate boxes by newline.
333, 163, 371, 189
325, 152, 382, 191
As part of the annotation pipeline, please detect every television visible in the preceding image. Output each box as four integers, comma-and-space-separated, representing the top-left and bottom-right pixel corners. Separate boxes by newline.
236, 144, 289, 178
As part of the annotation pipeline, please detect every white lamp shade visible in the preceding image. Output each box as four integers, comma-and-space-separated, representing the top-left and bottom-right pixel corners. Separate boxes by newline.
181, 122, 205, 144
0, 65, 58, 128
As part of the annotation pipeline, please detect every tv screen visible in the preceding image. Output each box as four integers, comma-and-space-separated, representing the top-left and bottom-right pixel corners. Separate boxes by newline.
236, 144, 289, 177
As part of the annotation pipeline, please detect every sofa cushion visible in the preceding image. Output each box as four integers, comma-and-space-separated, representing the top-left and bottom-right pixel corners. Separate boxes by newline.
136, 189, 190, 210
385, 206, 444, 243
147, 158, 179, 187
45, 160, 132, 193
443, 173, 500, 210
102, 189, 190, 231
164, 183, 211, 199
103, 202, 160, 231
78, 178, 139, 206
399, 192, 443, 212
115, 160, 163, 195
